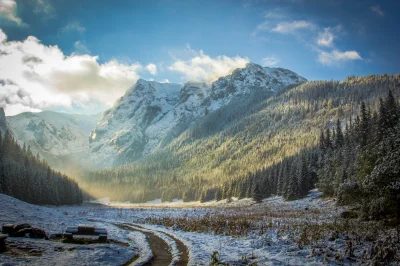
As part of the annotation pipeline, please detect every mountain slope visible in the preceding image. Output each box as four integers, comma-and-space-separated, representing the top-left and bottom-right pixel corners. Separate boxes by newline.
81, 74, 400, 203
7, 111, 102, 170
89, 63, 306, 168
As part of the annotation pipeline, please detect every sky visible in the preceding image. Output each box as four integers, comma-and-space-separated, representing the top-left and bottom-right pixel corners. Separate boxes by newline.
0, 0, 399, 116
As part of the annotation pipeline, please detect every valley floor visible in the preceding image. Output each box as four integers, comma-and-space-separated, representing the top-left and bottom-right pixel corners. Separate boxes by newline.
0, 191, 398, 265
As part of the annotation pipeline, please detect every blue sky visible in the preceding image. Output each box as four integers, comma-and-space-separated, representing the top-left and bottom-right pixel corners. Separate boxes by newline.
0, 0, 399, 115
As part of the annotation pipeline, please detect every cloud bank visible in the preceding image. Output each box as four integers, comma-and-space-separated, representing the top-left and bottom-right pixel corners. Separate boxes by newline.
0, 29, 249, 115
318, 50, 362, 65
271, 20, 316, 34
0, 29, 144, 115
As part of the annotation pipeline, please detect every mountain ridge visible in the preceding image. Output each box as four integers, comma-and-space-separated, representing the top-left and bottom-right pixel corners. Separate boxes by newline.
88, 63, 306, 168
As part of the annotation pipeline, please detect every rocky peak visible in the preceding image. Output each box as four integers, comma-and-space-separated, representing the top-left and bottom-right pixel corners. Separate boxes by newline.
210, 63, 306, 103
178, 82, 209, 105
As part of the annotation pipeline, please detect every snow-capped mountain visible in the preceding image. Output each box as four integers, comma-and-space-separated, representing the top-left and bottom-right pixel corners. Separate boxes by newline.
210, 63, 306, 105
89, 63, 306, 168
7, 111, 102, 169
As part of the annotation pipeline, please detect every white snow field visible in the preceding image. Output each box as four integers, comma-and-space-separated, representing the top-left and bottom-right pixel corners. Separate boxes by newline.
0, 190, 386, 265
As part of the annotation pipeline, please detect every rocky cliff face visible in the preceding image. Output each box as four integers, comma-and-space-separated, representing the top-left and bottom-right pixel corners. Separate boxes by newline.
89, 63, 307, 168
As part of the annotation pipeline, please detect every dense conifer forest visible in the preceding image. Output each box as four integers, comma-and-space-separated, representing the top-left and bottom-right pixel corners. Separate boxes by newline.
80, 74, 400, 220
0, 130, 83, 205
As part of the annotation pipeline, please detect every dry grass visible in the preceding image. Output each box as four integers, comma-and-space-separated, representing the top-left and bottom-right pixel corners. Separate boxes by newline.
145, 202, 400, 264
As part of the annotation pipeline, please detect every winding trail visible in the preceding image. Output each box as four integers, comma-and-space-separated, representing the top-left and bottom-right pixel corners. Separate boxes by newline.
116, 223, 189, 266
129, 223, 189, 266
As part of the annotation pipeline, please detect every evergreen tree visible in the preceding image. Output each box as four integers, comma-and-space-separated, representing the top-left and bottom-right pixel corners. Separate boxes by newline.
0, 131, 82, 205
252, 181, 263, 203
335, 119, 344, 148
360, 102, 369, 148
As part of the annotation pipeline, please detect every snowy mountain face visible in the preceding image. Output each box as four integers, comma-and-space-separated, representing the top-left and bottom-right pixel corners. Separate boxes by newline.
0, 107, 6, 134
89, 63, 306, 168
7, 111, 102, 168
210, 63, 306, 106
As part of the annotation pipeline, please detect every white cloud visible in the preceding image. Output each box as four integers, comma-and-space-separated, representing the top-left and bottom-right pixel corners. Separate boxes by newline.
3, 104, 41, 115
0, 0, 22, 25
168, 48, 249, 82
160, 79, 169, 83
62, 21, 86, 34
74, 41, 90, 54
34, 0, 55, 19
261, 56, 280, 66
318, 49, 362, 65
0, 28, 6, 42
254, 21, 269, 33
272, 20, 316, 34
317, 28, 334, 47
263, 9, 286, 19
145, 63, 157, 75
370, 5, 384, 16
0, 29, 142, 115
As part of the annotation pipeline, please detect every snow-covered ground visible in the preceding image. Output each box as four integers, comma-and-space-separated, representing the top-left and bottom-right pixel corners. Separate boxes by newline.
0, 194, 139, 266
1, 190, 392, 265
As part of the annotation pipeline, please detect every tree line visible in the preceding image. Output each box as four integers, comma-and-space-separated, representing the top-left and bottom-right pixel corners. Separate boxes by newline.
0, 130, 83, 205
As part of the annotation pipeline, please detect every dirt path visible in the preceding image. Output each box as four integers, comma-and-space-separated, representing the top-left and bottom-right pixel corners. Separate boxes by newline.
128, 223, 189, 266
117, 223, 189, 266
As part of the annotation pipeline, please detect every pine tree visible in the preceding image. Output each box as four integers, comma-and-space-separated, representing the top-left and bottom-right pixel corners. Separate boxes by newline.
335, 119, 344, 148
252, 181, 263, 203
297, 155, 309, 197
386, 90, 398, 128
325, 128, 332, 149
0, 132, 82, 205
360, 102, 369, 148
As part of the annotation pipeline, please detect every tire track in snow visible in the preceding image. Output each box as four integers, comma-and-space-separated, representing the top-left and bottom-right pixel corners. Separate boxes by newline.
116, 224, 175, 266
128, 223, 189, 266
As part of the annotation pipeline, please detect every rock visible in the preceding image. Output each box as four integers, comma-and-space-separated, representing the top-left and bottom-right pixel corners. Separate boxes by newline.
14, 223, 31, 231
2, 224, 15, 234
0, 234, 7, 252
16, 228, 32, 237
7, 224, 47, 239
49, 233, 63, 240
30, 228, 47, 239
29, 249, 41, 254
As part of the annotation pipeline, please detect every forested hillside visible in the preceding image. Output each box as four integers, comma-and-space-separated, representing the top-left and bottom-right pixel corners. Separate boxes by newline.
81, 74, 400, 211
0, 130, 83, 205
